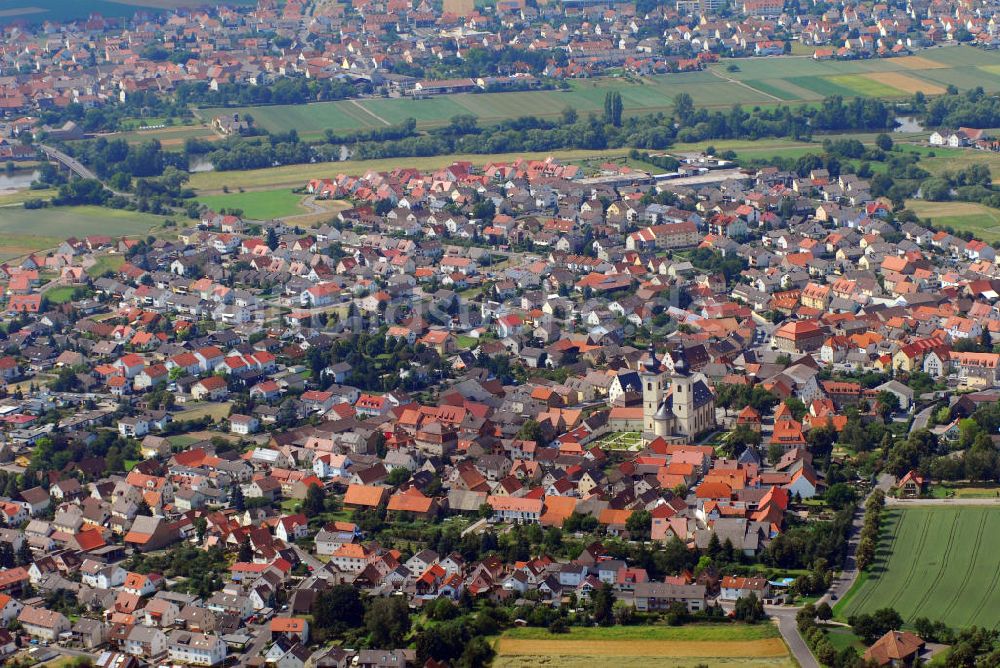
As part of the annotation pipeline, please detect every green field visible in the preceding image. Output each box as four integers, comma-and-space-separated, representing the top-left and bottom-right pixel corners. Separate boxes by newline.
905, 199, 1000, 242
43, 286, 82, 304
494, 625, 792, 668
0, 0, 255, 25
87, 255, 125, 278
199, 47, 1000, 136
0, 206, 164, 259
196, 190, 308, 219
838, 506, 1000, 628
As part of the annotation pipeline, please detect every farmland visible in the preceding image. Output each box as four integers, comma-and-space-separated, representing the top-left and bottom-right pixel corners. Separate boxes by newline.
116, 123, 220, 147
199, 46, 1000, 136
196, 190, 309, 220
0, 206, 165, 259
904, 199, 1000, 242
837, 506, 1000, 628
493, 625, 793, 668
0, 0, 255, 24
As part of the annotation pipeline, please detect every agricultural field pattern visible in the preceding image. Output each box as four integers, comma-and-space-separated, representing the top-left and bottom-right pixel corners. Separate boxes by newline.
839, 506, 1000, 628
201, 47, 1000, 137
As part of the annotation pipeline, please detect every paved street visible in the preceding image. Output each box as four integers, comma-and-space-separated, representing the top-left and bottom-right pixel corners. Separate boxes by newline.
769, 608, 820, 668
292, 544, 325, 572
910, 404, 934, 433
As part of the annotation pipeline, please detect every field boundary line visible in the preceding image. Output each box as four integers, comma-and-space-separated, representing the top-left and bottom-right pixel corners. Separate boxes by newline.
910, 509, 962, 619
885, 508, 932, 611
708, 69, 782, 102
350, 99, 391, 126
937, 508, 987, 622
967, 511, 1000, 626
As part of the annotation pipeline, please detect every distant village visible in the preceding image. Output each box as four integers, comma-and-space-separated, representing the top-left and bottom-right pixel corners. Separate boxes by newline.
1, 0, 999, 119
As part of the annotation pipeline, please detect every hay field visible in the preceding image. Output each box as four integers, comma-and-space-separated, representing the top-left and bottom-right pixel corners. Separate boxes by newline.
864, 71, 946, 95
494, 626, 792, 668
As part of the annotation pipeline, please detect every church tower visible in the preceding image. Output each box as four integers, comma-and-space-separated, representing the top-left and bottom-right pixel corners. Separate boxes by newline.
640, 343, 667, 435
670, 349, 695, 435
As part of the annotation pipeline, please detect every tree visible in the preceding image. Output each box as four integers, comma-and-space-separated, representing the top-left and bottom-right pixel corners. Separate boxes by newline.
876, 390, 900, 422
0, 542, 13, 568
768, 442, 783, 466
237, 536, 253, 562
625, 510, 651, 539
517, 419, 543, 443
266, 227, 279, 250
734, 592, 765, 623
674, 92, 695, 124
806, 424, 837, 460
593, 583, 615, 626
303, 483, 326, 518
386, 467, 410, 487
194, 517, 208, 543
825, 483, 857, 511
16, 541, 32, 567
458, 637, 495, 667
314, 585, 364, 635
603, 92, 622, 127
231, 484, 245, 512
848, 608, 903, 644
876, 133, 893, 151
784, 397, 807, 421
707, 532, 723, 559
815, 602, 833, 621
365, 596, 411, 647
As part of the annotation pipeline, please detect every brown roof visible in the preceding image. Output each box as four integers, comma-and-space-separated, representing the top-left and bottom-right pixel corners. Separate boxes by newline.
863, 631, 924, 666
343, 484, 388, 508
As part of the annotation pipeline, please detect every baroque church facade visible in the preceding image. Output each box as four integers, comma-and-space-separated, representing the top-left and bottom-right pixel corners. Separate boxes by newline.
640, 345, 717, 443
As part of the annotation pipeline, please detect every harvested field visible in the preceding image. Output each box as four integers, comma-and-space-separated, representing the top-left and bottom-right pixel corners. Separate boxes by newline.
865, 71, 946, 95
894, 55, 950, 70
494, 626, 792, 668
495, 659, 792, 668
496, 638, 788, 658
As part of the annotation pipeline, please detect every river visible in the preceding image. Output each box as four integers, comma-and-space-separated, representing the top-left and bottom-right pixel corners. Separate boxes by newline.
0, 169, 41, 194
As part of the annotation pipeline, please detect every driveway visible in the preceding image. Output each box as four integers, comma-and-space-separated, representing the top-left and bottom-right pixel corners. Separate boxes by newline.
291, 544, 325, 572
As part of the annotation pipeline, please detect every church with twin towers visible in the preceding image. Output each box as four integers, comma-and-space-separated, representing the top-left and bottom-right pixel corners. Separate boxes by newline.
640, 343, 717, 444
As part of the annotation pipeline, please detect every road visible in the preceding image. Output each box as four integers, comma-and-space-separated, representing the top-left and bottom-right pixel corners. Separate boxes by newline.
819, 474, 893, 606
769, 607, 820, 668
718, 601, 818, 668
38, 143, 128, 197
38, 144, 98, 180
910, 404, 934, 433
291, 544, 325, 572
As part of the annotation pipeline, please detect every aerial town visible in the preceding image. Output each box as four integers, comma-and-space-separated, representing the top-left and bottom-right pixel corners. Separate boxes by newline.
1, 0, 1000, 667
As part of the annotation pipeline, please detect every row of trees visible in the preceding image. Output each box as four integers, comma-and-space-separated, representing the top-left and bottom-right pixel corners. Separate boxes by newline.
855, 489, 884, 571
